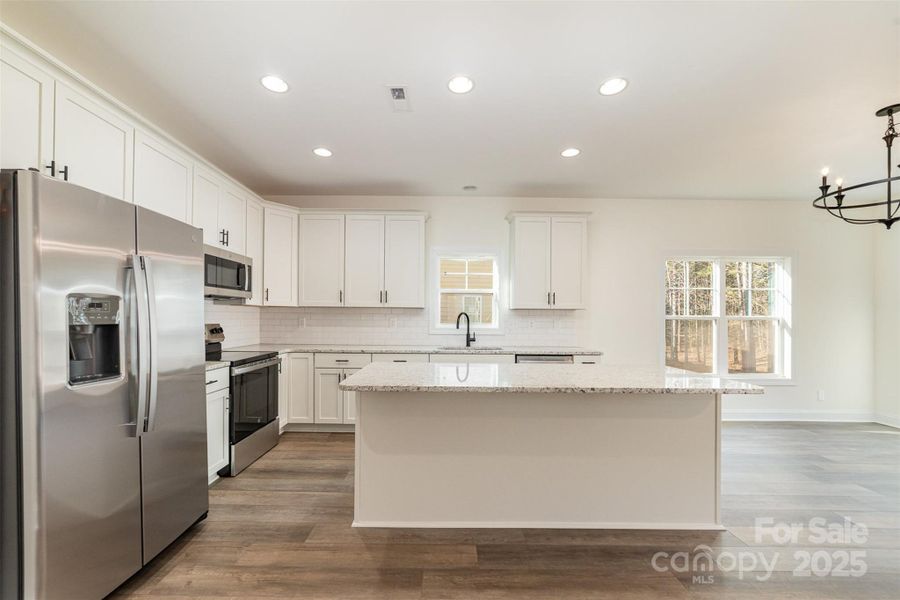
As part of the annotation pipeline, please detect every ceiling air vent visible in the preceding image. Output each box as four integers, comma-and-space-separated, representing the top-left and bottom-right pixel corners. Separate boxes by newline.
387, 86, 411, 112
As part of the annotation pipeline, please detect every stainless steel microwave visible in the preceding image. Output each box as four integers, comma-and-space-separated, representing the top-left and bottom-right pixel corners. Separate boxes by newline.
204, 245, 252, 300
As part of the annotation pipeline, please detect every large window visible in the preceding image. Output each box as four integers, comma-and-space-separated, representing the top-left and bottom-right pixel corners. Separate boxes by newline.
665, 258, 791, 377
436, 256, 499, 329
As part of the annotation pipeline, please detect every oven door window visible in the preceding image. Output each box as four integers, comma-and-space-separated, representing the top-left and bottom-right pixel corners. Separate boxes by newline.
216, 257, 246, 292
231, 365, 277, 443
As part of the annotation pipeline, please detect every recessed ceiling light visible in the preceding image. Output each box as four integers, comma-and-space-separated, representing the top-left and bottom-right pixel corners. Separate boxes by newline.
598, 77, 628, 96
448, 75, 475, 94
560, 148, 581, 158
462, 185, 478, 191
260, 75, 289, 93
312, 147, 333, 158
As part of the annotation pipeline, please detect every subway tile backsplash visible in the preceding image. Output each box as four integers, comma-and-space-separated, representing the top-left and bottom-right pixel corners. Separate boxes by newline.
204, 302, 262, 348
205, 303, 585, 348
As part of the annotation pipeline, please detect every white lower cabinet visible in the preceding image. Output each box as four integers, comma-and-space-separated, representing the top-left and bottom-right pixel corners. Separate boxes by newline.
314, 369, 344, 424
287, 353, 314, 424
342, 368, 360, 424
313, 353, 370, 425
371, 353, 429, 363
206, 388, 228, 483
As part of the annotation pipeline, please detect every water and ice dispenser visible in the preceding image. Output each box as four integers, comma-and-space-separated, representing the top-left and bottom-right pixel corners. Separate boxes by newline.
67, 295, 121, 385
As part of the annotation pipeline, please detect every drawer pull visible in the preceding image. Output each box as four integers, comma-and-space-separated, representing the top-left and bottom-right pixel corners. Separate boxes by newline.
581, 361, 596, 365
335, 359, 349, 363
393, 359, 407, 363
206, 379, 218, 385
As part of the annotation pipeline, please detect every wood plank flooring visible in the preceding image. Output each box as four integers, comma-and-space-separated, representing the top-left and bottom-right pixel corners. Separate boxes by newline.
110, 423, 900, 599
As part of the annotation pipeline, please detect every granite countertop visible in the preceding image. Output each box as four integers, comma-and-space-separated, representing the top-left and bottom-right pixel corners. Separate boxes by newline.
339, 363, 765, 395
228, 343, 603, 356
205, 360, 229, 371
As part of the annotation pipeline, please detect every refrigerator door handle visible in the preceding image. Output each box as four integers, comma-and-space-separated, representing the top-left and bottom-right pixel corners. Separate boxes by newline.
130, 254, 150, 437
142, 255, 160, 432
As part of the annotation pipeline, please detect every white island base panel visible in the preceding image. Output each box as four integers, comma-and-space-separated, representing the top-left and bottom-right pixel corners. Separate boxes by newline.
354, 391, 722, 530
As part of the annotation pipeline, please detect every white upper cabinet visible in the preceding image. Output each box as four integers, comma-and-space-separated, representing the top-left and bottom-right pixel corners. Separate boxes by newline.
299, 214, 345, 306
271, 211, 427, 309
550, 216, 588, 309
192, 168, 221, 246
344, 214, 385, 307
54, 84, 133, 201
384, 215, 426, 307
133, 130, 193, 223
508, 213, 587, 309
0, 48, 53, 171
245, 198, 264, 306
263, 205, 299, 306
218, 186, 246, 254
509, 215, 552, 308
192, 166, 246, 253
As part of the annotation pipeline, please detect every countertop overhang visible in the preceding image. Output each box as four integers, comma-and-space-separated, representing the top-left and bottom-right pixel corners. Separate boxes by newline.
339, 363, 765, 394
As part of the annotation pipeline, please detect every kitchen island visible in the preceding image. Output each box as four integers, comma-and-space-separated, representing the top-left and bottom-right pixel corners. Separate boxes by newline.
340, 362, 763, 530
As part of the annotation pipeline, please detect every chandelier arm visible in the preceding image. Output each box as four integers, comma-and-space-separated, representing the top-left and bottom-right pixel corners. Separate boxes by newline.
814, 176, 900, 202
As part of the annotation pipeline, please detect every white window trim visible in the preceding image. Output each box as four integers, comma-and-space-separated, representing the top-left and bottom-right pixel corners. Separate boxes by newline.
661, 254, 794, 384
429, 247, 504, 335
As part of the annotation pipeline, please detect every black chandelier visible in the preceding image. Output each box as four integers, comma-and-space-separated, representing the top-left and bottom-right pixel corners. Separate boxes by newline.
813, 103, 900, 229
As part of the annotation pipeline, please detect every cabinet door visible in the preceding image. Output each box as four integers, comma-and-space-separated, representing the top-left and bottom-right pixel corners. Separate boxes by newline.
509, 216, 551, 309
54, 84, 133, 201
277, 354, 290, 431
341, 369, 360, 424
344, 214, 384, 307
206, 388, 229, 482
0, 49, 53, 171
299, 214, 345, 306
550, 216, 587, 309
192, 167, 221, 247
384, 215, 425, 307
245, 199, 264, 306
263, 206, 299, 306
314, 369, 343, 424
288, 354, 314, 424
219, 187, 246, 253
133, 130, 192, 222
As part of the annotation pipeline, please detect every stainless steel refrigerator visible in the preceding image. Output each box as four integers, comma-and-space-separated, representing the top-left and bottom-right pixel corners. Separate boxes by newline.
1, 169, 209, 600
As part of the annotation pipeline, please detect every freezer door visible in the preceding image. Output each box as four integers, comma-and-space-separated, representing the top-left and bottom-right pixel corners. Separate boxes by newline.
5, 170, 144, 600
136, 206, 208, 562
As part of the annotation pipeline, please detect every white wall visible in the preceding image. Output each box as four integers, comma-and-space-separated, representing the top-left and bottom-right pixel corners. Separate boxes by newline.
874, 231, 900, 427
268, 194, 877, 421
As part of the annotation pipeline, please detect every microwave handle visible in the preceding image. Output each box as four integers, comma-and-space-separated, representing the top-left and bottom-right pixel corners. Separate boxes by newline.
245, 264, 252, 293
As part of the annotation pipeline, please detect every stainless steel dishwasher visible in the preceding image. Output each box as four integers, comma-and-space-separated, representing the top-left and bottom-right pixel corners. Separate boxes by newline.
514, 354, 575, 364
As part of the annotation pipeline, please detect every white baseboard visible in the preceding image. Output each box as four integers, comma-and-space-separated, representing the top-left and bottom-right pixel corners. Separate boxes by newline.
873, 412, 900, 429
352, 520, 725, 531
722, 408, 876, 422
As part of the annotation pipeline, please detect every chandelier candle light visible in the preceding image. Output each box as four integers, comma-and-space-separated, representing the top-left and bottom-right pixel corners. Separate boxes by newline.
813, 103, 900, 229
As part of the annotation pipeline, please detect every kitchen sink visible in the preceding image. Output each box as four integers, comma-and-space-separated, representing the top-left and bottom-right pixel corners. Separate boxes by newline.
437, 346, 504, 351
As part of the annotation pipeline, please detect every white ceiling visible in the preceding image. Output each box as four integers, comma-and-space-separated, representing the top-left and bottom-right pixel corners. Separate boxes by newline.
1, 1, 898, 200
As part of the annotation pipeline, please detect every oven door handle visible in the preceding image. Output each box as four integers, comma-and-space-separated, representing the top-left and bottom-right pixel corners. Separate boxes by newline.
231, 357, 281, 376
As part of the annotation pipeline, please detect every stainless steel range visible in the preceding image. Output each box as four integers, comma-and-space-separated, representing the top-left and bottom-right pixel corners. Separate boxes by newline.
206, 324, 280, 476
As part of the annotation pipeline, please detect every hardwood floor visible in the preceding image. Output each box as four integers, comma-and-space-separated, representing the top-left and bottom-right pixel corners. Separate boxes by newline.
111, 423, 900, 599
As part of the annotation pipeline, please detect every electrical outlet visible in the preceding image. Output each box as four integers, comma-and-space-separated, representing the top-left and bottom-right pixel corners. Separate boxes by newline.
816, 390, 825, 403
